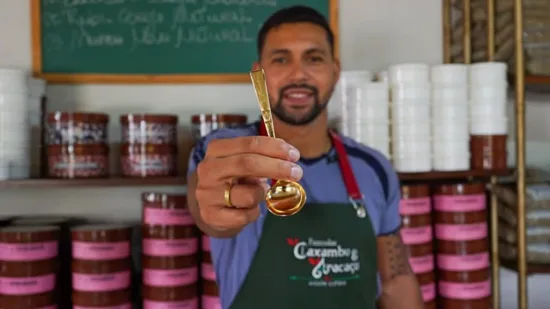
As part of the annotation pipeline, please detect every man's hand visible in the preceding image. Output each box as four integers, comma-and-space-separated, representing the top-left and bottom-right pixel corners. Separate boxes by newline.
194, 136, 302, 233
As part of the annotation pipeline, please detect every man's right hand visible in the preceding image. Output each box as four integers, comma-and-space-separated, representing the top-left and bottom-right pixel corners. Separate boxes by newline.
195, 136, 302, 233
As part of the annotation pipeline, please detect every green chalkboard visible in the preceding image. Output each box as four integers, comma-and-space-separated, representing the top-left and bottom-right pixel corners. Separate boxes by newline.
32, 0, 338, 83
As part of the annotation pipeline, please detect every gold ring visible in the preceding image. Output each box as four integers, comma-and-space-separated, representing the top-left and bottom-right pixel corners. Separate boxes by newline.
224, 182, 234, 207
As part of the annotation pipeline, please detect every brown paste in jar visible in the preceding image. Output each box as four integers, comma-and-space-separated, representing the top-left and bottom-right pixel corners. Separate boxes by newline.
46, 112, 109, 145
201, 234, 220, 308
47, 144, 109, 178
120, 144, 176, 178
434, 183, 491, 308
141, 193, 199, 307
470, 134, 507, 171
0, 225, 59, 309
11, 216, 78, 309
191, 114, 248, 142
120, 114, 178, 145
71, 224, 132, 308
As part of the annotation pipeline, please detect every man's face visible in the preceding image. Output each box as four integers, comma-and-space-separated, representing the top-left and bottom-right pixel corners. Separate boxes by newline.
258, 22, 340, 126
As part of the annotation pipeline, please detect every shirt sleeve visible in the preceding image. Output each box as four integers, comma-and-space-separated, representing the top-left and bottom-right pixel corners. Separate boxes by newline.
187, 136, 207, 176
379, 167, 402, 235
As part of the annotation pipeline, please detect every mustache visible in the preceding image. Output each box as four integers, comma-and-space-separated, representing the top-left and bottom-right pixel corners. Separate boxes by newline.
279, 84, 318, 95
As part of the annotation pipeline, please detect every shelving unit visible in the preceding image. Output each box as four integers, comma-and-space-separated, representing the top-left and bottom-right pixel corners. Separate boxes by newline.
443, 0, 528, 308
0, 177, 186, 189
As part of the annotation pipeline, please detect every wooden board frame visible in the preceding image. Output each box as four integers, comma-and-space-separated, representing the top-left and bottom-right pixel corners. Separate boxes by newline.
30, 0, 339, 84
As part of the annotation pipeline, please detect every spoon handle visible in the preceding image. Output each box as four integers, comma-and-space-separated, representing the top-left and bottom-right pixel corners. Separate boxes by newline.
250, 69, 277, 138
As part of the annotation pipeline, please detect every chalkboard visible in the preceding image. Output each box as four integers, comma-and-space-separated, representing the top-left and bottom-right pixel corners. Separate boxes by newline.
31, 0, 339, 84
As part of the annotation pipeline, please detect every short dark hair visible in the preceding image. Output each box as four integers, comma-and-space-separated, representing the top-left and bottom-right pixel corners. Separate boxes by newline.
257, 5, 335, 57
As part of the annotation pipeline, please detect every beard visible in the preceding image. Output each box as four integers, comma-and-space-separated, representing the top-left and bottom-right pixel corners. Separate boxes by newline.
271, 84, 331, 126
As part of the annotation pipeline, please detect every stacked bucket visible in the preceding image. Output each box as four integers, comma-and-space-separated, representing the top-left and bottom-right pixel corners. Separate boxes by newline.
430, 64, 471, 171
389, 64, 432, 172
347, 81, 391, 158
329, 71, 373, 135
0, 68, 31, 179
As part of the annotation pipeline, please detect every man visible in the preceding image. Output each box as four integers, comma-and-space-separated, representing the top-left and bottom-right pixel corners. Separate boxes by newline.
187, 5, 424, 309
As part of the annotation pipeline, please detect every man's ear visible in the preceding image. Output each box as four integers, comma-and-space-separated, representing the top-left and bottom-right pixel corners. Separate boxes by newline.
252, 62, 260, 70
333, 57, 341, 83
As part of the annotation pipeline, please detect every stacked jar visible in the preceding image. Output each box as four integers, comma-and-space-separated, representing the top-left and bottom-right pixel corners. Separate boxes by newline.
120, 114, 178, 177
46, 112, 110, 178
0, 225, 59, 308
71, 224, 133, 308
201, 234, 220, 309
141, 193, 199, 308
399, 184, 436, 309
191, 114, 247, 142
434, 183, 491, 309
469, 62, 508, 171
11, 216, 75, 309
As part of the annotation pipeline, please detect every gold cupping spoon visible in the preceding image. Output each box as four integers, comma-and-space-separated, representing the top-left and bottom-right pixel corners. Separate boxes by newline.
249, 69, 307, 216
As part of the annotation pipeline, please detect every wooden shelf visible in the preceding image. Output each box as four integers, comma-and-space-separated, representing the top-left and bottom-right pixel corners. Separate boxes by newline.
525, 74, 550, 85
0, 177, 186, 189
500, 259, 550, 275
398, 169, 513, 182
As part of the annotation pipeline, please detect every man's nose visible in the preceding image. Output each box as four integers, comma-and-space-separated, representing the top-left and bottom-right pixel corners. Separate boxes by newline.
288, 62, 308, 82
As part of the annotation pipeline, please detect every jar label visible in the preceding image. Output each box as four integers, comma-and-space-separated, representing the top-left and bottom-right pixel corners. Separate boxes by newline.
0, 241, 58, 261
201, 295, 221, 309
400, 226, 432, 245
435, 223, 488, 241
201, 263, 216, 281
72, 241, 130, 260
143, 298, 199, 309
438, 280, 491, 299
143, 267, 198, 287
434, 194, 486, 212
0, 273, 56, 295
142, 238, 198, 256
143, 208, 194, 226
72, 271, 131, 292
421, 282, 436, 302
74, 304, 132, 309
408, 255, 434, 274
202, 235, 210, 252
399, 197, 431, 215
437, 252, 490, 271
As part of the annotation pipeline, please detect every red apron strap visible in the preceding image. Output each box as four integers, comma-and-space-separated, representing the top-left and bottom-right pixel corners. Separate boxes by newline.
257, 120, 363, 202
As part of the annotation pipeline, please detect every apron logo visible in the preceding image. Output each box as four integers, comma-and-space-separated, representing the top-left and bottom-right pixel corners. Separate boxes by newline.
287, 237, 361, 287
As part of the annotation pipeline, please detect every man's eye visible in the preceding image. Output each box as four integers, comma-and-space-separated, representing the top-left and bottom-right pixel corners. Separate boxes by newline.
272, 58, 287, 64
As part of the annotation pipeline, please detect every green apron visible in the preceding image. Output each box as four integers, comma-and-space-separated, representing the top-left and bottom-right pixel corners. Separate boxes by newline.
229, 129, 379, 309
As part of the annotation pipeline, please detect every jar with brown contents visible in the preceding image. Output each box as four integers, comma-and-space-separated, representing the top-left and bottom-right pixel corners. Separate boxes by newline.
470, 134, 507, 171
142, 193, 199, 308
201, 234, 220, 309
120, 114, 178, 145
120, 144, 176, 178
11, 216, 77, 309
0, 225, 59, 309
434, 183, 491, 309
47, 144, 109, 178
191, 114, 248, 142
399, 184, 436, 308
71, 224, 132, 308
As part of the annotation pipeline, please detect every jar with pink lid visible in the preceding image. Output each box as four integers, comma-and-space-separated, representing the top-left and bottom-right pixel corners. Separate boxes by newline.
434, 183, 491, 309
141, 193, 199, 308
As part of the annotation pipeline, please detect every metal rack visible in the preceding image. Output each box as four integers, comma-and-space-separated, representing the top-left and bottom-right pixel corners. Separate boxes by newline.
442, 0, 527, 308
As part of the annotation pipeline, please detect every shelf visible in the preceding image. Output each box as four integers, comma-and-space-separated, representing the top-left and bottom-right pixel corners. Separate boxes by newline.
500, 259, 550, 275
526, 74, 550, 85
398, 169, 514, 182
0, 177, 187, 189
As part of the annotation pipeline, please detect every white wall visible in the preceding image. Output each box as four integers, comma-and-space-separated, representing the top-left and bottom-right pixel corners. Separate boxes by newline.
0, 1, 548, 308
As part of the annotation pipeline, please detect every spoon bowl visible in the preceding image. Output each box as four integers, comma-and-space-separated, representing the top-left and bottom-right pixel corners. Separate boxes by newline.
266, 179, 307, 216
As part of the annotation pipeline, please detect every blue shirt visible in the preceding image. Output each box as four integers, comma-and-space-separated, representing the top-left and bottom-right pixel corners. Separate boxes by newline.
188, 122, 402, 309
